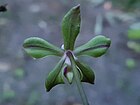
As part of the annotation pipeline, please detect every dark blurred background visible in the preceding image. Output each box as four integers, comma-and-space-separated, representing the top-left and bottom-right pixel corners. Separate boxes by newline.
0, 0, 140, 105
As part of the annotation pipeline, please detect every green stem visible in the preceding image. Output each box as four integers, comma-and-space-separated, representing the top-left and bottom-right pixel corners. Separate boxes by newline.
67, 51, 89, 105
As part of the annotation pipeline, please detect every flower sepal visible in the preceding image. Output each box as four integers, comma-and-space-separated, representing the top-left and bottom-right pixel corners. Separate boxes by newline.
62, 4, 81, 50
23, 37, 64, 59
74, 35, 111, 57
45, 56, 66, 92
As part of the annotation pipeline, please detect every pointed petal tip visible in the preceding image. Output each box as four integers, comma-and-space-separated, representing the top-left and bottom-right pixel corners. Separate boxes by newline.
76, 4, 80, 7
107, 38, 111, 47
73, 4, 80, 10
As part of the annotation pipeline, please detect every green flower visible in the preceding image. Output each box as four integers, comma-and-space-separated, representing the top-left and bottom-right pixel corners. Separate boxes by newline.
23, 4, 111, 92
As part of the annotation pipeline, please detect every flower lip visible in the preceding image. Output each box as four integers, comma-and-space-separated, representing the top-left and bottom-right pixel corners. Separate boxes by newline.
63, 66, 73, 84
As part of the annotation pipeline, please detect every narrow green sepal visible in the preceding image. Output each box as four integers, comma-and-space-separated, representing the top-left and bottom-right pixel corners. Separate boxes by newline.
23, 37, 63, 59
74, 35, 111, 57
62, 4, 81, 50
45, 56, 66, 92
76, 60, 95, 84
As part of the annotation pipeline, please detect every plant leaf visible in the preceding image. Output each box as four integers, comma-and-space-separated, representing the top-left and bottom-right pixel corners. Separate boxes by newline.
74, 35, 111, 57
128, 29, 140, 40
127, 41, 140, 53
45, 56, 66, 92
62, 4, 81, 50
76, 60, 95, 84
23, 37, 63, 59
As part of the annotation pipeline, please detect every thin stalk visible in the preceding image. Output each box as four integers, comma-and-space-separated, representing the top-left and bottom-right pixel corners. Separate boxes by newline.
67, 51, 89, 105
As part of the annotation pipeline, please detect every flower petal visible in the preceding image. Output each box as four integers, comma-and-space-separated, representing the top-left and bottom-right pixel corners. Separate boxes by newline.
23, 37, 63, 59
76, 60, 95, 84
45, 56, 66, 92
74, 35, 111, 57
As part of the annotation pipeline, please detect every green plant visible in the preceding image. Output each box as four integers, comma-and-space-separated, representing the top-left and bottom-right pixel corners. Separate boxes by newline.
125, 58, 136, 70
23, 4, 111, 105
13, 68, 25, 79
27, 91, 40, 105
111, 0, 140, 11
127, 22, 140, 54
2, 89, 15, 101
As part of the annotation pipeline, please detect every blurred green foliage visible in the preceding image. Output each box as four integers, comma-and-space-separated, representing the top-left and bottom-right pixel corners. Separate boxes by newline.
111, 0, 140, 11
2, 89, 16, 101
27, 91, 40, 105
127, 22, 140, 53
125, 58, 136, 70
13, 68, 25, 80
128, 30, 140, 40
128, 22, 140, 40
127, 41, 140, 53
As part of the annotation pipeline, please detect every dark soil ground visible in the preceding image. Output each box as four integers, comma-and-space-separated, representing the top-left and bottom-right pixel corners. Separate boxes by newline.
0, 0, 140, 105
